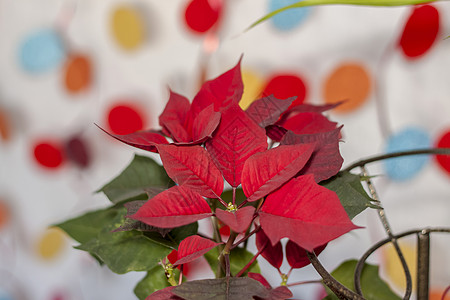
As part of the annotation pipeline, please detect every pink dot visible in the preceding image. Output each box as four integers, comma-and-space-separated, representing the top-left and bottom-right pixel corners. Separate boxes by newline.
184, 0, 222, 34
399, 4, 440, 59
435, 130, 450, 175
262, 73, 307, 107
107, 103, 144, 135
33, 141, 64, 169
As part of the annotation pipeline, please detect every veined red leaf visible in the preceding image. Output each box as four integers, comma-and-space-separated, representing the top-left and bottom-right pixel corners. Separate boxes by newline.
248, 272, 271, 289
159, 90, 191, 142
157, 144, 224, 198
97, 125, 168, 152
129, 186, 212, 228
279, 101, 344, 123
146, 286, 181, 300
245, 95, 295, 128
247, 273, 293, 300
286, 240, 327, 269
173, 235, 221, 266
259, 175, 359, 252
281, 127, 343, 182
255, 229, 283, 270
282, 112, 337, 135
190, 58, 243, 116
263, 286, 293, 300
190, 104, 221, 143
242, 144, 315, 202
172, 277, 270, 300
206, 103, 267, 187
215, 206, 255, 233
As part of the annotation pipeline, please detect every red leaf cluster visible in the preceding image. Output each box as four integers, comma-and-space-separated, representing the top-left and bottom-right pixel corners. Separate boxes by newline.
101, 57, 359, 295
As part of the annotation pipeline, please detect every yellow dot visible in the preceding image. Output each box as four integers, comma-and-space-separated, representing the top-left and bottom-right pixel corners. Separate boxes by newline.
239, 70, 265, 110
111, 5, 146, 50
383, 241, 416, 291
37, 227, 66, 260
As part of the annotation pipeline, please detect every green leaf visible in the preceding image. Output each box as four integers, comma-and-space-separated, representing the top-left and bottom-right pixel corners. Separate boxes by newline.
173, 277, 270, 300
169, 222, 199, 244
248, 0, 437, 30
97, 154, 172, 204
75, 207, 172, 274
55, 206, 122, 244
322, 171, 379, 219
230, 247, 260, 276
221, 188, 247, 206
204, 247, 221, 277
134, 266, 172, 300
204, 247, 260, 277
323, 260, 401, 300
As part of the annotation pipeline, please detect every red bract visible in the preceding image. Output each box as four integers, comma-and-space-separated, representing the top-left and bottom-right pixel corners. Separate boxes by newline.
173, 235, 221, 266
282, 112, 337, 135
255, 229, 283, 270
189, 58, 243, 119
285, 240, 327, 269
281, 127, 343, 182
248, 273, 293, 300
159, 91, 221, 145
215, 206, 255, 233
241, 144, 315, 202
259, 175, 358, 251
98, 126, 168, 153
157, 144, 224, 198
245, 95, 295, 128
129, 186, 212, 228
206, 103, 267, 187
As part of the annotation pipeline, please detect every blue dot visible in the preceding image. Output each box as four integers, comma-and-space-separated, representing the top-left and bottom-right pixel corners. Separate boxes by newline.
19, 29, 65, 73
268, 0, 312, 31
384, 127, 431, 181
0, 288, 13, 300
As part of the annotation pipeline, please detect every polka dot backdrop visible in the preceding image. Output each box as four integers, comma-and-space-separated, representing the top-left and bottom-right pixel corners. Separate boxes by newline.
1, 1, 450, 299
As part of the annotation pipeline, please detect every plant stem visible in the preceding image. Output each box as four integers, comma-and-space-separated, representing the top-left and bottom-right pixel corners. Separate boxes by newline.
235, 240, 268, 277
342, 148, 450, 173
219, 231, 238, 277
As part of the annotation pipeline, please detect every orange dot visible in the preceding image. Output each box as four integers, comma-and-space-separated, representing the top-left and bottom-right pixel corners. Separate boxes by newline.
323, 63, 371, 113
0, 108, 11, 141
430, 288, 450, 300
0, 199, 10, 229
64, 54, 91, 94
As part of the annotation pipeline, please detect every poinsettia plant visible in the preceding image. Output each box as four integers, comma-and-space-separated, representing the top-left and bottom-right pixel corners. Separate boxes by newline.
56, 58, 390, 299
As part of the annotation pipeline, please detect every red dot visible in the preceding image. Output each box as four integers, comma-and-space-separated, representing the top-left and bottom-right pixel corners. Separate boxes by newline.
262, 73, 307, 107
107, 103, 144, 135
399, 4, 440, 59
184, 0, 222, 34
435, 130, 450, 175
33, 141, 64, 169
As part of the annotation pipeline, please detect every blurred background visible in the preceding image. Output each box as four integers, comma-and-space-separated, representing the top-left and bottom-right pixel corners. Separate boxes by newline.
0, 0, 450, 299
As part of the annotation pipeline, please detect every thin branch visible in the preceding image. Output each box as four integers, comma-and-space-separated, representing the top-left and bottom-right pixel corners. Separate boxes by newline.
287, 279, 323, 287
307, 251, 365, 300
232, 225, 261, 250
342, 148, 450, 173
